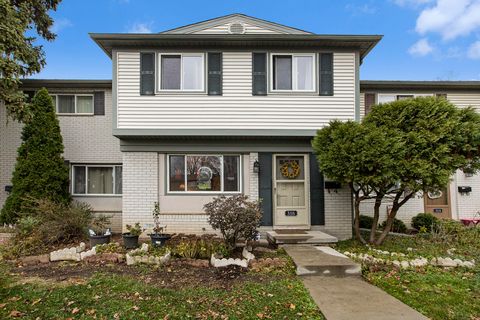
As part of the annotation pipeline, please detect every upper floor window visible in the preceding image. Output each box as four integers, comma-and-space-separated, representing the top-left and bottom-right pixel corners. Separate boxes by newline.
159, 53, 204, 91
271, 53, 315, 92
51, 94, 94, 114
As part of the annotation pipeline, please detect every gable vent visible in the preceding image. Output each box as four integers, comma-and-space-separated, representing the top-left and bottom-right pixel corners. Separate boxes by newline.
228, 23, 245, 34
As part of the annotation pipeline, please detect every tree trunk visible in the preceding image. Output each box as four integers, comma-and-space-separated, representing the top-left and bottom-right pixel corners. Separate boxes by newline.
353, 196, 367, 244
374, 192, 414, 245
369, 194, 383, 243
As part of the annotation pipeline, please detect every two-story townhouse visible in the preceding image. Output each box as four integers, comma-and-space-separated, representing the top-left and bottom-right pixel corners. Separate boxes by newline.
359, 81, 480, 226
86, 13, 381, 240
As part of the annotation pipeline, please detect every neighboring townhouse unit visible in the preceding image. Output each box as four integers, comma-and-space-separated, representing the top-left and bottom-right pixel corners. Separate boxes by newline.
359, 80, 480, 226
0, 80, 123, 232
2, 14, 479, 239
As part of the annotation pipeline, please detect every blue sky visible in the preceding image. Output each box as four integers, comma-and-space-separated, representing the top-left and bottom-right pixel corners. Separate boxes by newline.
34, 0, 480, 81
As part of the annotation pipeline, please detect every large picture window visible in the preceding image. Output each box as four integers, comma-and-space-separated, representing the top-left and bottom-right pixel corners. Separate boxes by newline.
271, 54, 315, 92
51, 94, 94, 114
72, 165, 122, 195
159, 53, 204, 91
168, 155, 241, 193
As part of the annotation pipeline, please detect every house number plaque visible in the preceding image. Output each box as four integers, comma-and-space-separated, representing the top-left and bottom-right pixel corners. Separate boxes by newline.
285, 210, 298, 216
433, 208, 443, 213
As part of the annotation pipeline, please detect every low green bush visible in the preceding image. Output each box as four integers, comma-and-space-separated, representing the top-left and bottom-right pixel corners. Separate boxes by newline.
380, 218, 407, 233
169, 235, 229, 259
359, 215, 374, 229
411, 213, 439, 232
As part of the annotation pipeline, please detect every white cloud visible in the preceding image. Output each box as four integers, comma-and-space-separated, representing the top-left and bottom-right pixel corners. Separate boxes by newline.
408, 38, 434, 56
468, 41, 480, 59
393, 0, 433, 7
345, 3, 377, 15
127, 22, 152, 33
416, 0, 480, 40
51, 18, 72, 33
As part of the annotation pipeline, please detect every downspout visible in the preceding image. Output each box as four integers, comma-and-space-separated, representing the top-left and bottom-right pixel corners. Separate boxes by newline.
351, 188, 355, 239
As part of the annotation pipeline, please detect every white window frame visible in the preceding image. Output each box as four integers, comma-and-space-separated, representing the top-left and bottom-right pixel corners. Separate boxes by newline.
72, 164, 122, 196
167, 154, 242, 194
270, 53, 316, 93
157, 53, 205, 92
51, 94, 94, 115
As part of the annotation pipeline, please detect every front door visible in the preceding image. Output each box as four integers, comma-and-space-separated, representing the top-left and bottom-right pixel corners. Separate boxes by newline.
424, 186, 451, 219
273, 154, 310, 228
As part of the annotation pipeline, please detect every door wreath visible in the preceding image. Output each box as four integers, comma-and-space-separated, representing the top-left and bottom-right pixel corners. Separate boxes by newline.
280, 160, 301, 179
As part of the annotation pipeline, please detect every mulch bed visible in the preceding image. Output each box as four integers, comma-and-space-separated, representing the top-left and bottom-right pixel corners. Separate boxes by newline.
10, 259, 273, 290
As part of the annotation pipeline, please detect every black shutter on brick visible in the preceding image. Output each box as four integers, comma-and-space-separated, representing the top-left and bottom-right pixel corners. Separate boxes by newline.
259, 153, 273, 226
310, 153, 325, 225
252, 52, 267, 96
94, 91, 105, 115
208, 52, 222, 95
24, 90, 35, 102
140, 52, 155, 95
364, 93, 376, 116
319, 53, 334, 96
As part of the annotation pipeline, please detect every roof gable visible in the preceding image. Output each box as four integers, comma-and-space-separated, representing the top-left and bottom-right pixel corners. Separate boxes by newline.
161, 13, 312, 35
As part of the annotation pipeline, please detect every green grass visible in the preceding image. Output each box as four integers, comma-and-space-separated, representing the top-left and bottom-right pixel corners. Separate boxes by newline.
335, 228, 480, 320
0, 263, 323, 319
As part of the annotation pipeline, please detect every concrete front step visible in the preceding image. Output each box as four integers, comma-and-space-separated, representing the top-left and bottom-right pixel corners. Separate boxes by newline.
266, 230, 338, 245
283, 245, 361, 277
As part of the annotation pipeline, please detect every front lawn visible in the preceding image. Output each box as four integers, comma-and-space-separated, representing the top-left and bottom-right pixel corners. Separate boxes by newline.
0, 249, 324, 319
335, 225, 480, 320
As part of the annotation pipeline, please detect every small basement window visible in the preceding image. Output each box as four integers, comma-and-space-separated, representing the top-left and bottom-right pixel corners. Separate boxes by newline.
51, 94, 94, 114
271, 53, 315, 92
72, 165, 122, 195
168, 155, 241, 193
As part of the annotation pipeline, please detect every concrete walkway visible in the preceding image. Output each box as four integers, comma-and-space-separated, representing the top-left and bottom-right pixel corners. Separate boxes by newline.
284, 246, 428, 320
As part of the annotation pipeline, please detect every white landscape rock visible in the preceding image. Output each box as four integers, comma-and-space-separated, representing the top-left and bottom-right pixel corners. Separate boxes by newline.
437, 257, 457, 267
50, 246, 81, 262
400, 261, 410, 269
80, 246, 96, 260
210, 247, 255, 268
125, 250, 170, 266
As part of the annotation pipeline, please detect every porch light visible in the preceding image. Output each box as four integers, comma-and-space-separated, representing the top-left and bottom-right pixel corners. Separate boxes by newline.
253, 160, 260, 174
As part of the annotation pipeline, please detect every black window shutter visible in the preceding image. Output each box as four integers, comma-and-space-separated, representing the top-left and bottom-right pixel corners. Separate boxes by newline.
319, 53, 334, 96
310, 153, 325, 225
140, 52, 155, 95
364, 93, 376, 116
252, 52, 267, 96
258, 153, 273, 226
24, 90, 35, 102
208, 52, 222, 95
94, 91, 105, 115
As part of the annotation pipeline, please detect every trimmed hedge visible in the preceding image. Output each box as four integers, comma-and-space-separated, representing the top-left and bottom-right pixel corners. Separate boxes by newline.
381, 218, 407, 233
359, 215, 374, 229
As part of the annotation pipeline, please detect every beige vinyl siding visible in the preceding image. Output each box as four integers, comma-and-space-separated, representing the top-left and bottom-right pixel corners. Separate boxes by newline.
359, 92, 365, 120
193, 23, 282, 34
447, 92, 480, 111
116, 51, 356, 130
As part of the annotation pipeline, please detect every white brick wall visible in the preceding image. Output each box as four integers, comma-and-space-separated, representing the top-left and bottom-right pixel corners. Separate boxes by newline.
323, 186, 353, 240
249, 152, 259, 201
122, 152, 158, 231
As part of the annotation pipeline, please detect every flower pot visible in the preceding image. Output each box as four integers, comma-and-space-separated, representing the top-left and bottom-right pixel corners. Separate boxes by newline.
149, 233, 171, 247
122, 233, 139, 249
89, 234, 111, 247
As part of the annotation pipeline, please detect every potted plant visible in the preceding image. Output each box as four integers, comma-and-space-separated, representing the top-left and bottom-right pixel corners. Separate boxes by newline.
123, 222, 143, 249
149, 202, 171, 247
89, 215, 112, 247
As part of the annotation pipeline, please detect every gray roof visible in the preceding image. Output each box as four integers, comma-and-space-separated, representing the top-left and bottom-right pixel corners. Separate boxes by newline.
20, 79, 112, 89
90, 33, 383, 62
360, 80, 480, 91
